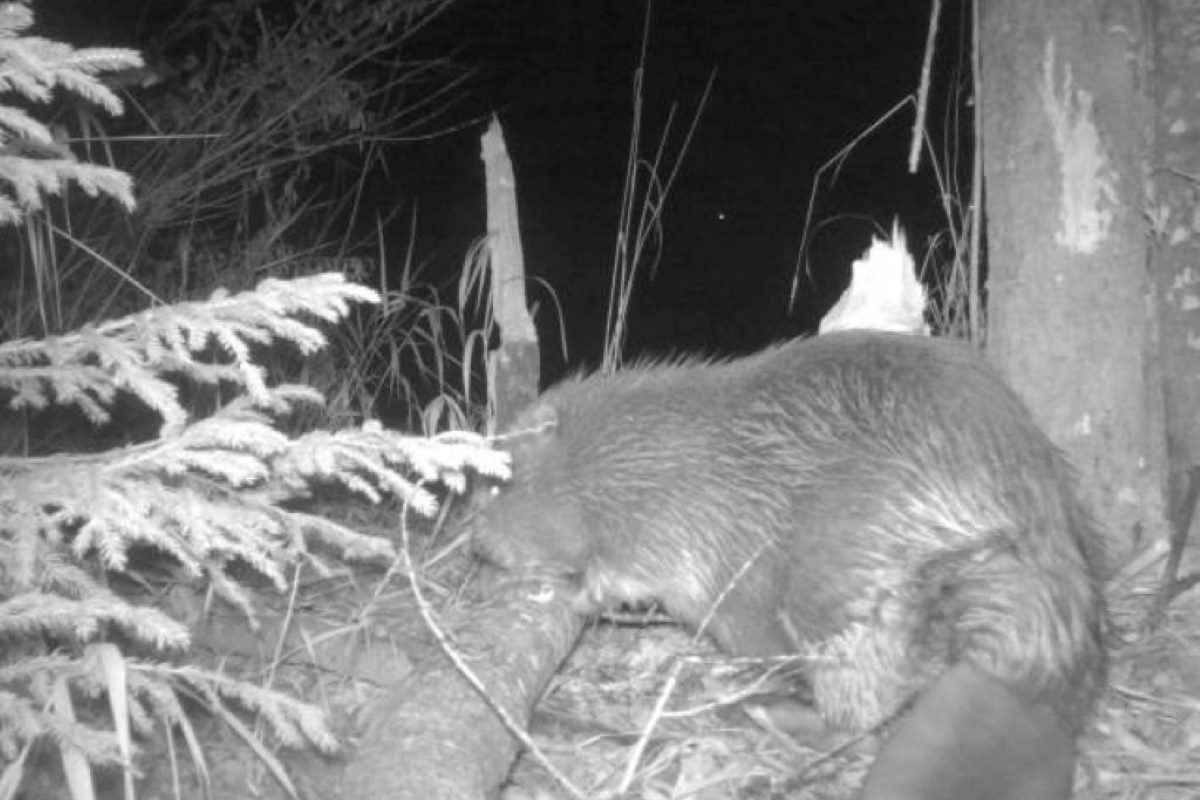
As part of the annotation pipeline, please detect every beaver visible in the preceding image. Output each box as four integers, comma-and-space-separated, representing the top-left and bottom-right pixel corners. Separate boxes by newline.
470, 330, 1106, 800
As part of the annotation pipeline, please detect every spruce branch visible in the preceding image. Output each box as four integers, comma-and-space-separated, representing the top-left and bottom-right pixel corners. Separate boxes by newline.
271, 423, 510, 514
0, 659, 129, 770
0, 154, 135, 223
0, 273, 504, 638
45, 46, 143, 114
0, 273, 381, 436
158, 664, 340, 753
122, 666, 189, 735
0, 267, 510, 791
0, 13, 141, 113
0, 592, 189, 652
0, 6, 142, 222
3, 402, 505, 595
0, 5, 506, 792
0, 105, 54, 144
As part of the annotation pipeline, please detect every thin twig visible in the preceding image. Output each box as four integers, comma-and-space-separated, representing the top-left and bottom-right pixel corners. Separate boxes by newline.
618, 657, 684, 795
909, 0, 943, 173
969, 0, 984, 342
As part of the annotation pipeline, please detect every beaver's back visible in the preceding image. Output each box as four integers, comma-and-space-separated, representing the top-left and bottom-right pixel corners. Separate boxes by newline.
471, 330, 1105, 732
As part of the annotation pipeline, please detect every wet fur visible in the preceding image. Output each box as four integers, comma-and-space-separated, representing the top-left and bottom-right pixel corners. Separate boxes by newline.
471, 331, 1106, 796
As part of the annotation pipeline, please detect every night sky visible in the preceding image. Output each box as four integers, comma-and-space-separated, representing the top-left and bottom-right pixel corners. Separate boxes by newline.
43, 0, 969, 381
413, 0, 968, 377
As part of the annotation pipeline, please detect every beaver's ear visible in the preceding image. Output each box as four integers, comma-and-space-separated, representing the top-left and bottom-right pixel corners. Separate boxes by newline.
861, 662, 1075, 800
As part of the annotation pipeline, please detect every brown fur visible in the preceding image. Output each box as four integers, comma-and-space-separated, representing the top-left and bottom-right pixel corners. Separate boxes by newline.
471, 331, 1106, 798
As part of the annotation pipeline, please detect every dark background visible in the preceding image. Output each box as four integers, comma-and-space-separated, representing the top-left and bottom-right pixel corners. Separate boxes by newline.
407, 0, 970, 377
42, 0, 970, 381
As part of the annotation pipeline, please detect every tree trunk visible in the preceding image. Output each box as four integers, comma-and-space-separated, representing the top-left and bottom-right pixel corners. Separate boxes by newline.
979, 0, 1169, 581
1148, 0, 1200, 584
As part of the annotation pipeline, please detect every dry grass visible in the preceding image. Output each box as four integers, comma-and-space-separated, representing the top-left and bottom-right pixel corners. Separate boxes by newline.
1080, 584, 1200, 799
603, 6, 713, 373
469, 581, 1200, 800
